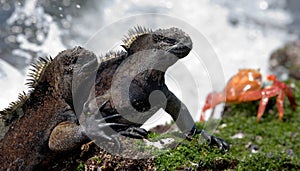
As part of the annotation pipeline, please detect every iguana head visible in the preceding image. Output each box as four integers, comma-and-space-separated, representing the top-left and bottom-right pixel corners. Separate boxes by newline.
122, 26, 193, 58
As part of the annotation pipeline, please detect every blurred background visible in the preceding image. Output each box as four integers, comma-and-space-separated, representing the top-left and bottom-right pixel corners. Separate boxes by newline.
0, 0, 299, 127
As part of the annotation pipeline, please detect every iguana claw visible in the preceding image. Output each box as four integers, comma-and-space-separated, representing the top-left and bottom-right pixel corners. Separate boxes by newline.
185, 126, 229, 152
120, 127, 148, 139
200, 130, 230, 152
84, 99, 150, 151
83, 100, 124, 143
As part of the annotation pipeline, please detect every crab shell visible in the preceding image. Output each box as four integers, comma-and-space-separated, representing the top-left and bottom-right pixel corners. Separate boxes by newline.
225, 69, 262, 102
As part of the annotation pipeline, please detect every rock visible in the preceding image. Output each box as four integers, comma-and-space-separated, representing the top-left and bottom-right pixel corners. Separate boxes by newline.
245, 142, 259, 154
269, 40, 300, 80
230, 132, 244, 139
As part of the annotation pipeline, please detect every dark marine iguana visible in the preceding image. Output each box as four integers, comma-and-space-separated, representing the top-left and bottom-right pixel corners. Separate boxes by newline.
0, 26, 229, 170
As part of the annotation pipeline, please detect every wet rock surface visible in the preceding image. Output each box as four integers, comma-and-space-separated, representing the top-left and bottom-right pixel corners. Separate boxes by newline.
269, 40, 300, 80
47, 139, 156, 171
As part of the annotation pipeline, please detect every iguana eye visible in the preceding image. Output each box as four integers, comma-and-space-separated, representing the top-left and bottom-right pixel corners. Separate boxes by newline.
164, 37, 176, 44
152, 34, 164, 42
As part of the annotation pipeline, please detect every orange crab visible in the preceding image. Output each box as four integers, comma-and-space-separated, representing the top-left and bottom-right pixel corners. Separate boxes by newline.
200, 69, 297, 122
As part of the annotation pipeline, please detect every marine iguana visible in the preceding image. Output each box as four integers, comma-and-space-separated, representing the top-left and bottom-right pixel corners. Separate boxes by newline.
0, 47, 100, 170
0, 26, 229, 170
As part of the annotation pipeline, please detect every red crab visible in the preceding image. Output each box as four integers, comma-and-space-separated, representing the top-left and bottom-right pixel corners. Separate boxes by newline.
200, 69, 297, 122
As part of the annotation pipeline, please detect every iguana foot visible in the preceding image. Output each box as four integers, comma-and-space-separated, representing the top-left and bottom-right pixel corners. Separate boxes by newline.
185, 126, 229, 152
84, 112, 126, 139
84, 99, 149, 139
83, 111, 125, 153
80, 140, 95, 157
82, 100, 125, 144
120, 127, 148, 139
200, 130, 229, 152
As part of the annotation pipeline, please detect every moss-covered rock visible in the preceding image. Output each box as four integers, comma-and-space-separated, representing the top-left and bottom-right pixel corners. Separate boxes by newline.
76, 79, 300, 170
155, 79, 300, 170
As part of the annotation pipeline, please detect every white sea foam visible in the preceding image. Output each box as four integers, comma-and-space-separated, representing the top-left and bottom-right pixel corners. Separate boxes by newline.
0, 59, 26, 110
0, 0, 66, 110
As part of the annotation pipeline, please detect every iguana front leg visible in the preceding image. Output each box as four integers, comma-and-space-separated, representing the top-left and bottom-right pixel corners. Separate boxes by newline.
84, 98, 149, 140
164, 86, 229, 151
48, 100, 126, 152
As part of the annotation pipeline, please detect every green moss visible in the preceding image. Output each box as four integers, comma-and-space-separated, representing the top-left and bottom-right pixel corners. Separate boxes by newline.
155, 79, 300, 170
76, 162, 85, 171
154, 126, 238, 170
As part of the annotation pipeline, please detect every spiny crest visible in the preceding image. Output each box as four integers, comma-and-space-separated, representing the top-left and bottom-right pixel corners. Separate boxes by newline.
98, 50, 126, 63
26, 56, 53, 89
0, 91, 27, 122
1, 56, 52, 123
122, 26, 152, 49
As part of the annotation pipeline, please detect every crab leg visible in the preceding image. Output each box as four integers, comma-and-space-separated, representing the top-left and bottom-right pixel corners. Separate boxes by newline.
284, 86, 297, 110
257, 96, 269, 122
257, 86, 283, 122
276, 91, 285, 121
201, 92, 225, 121
238, 90, 262, 102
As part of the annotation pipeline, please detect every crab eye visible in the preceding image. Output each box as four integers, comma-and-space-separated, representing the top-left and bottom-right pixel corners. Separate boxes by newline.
152, 34, 164, 42
254, 76, 262, 84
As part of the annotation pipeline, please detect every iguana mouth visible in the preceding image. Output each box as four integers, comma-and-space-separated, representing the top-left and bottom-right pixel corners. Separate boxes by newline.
167, 43, 192, 58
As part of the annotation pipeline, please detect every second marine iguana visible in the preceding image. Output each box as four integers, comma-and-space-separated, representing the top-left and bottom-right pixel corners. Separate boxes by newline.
80, 27, 229, 147
0, 47, 101, 170
0, 26, 229, 170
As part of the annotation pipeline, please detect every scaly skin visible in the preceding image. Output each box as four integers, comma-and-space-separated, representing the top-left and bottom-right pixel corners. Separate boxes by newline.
0, 27, 229, 170
0, 47, 98, 170
78, 27, 229, 150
